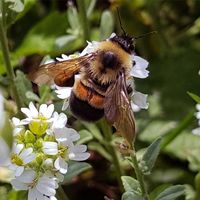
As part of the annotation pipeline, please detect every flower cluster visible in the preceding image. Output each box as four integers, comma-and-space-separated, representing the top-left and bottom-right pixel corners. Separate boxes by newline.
192, 104, 200, 135
54, 33, 149, 112
9, 102, 90, 200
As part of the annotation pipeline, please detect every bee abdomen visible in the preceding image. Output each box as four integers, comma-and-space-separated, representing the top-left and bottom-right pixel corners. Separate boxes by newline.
69, 80, 105, 121
69, 91, 104, 121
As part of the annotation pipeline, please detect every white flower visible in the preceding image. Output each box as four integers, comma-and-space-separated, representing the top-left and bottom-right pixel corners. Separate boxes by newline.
11, 170, 58, 200
46, 112, 68, 135
54, 127, 80, 143
21, 102, 54, 124
12, 117, 26, 136
69, 144, 90, 161
54, 156, 68, 174
131, 91, 149, 112
192, 104, 200, 135
55, 85, 72, 99
53, 127, 89, 174
130, 55, 149, 79
9, 144, 35, 176
56, 53, 80, 61
55, 86, 72, 110
80, 41, 100, 56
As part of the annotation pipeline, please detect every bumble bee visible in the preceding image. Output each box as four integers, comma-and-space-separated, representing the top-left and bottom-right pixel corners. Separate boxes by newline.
30, 33, 136, 143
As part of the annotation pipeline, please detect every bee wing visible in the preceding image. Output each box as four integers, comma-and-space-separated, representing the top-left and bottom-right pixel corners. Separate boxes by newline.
104, 72, 135, 145
29, 53, 96, 86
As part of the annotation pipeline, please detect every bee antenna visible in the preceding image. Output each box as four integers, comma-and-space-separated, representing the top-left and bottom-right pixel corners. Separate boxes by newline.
117, 7, 126, 35
135, 31, 157, 40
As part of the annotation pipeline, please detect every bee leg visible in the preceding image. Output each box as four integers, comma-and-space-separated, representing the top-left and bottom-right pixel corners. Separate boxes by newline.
126, 85, 133, 94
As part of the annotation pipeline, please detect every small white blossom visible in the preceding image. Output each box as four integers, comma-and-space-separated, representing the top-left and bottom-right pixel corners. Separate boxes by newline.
12, 117, 26, 136
130, 55, 149, 79
11, 170, 58, 200
46, 112, 68, 135
21, 102, 54, 124
54, 156, 68, 174
131, 91, 149, 112
69, 144, 90, 161
9, 144, 35, 176
56, 53, 80, 61
54, 127, 80, 143
54, 74, 80, 110
192, 104, 200, 135
80, 41, 100, 55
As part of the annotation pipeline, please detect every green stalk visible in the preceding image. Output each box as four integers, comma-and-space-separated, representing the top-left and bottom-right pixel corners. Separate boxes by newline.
99, 118, 124, 192
0, 16, 23, 112
130, 151, 150, 200
77, 0, 90, 42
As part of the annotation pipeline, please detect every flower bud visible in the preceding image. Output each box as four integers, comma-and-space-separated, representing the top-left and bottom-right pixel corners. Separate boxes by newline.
24, 130, 35, 143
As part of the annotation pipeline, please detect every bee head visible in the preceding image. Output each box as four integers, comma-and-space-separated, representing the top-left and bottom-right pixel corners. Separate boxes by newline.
110, 34, 135, 54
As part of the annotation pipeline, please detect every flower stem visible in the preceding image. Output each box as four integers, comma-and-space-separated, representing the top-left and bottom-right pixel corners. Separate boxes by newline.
130, 151, 150, 200
77, 0, 90, 42
56, 186, 70, 200
0, 16, 23, 112
99, 118, 124, 192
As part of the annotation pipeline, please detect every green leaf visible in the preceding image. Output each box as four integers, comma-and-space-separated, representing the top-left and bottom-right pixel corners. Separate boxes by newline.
121, 191, 144, 200
55, 35, 77, 49
38, 85, 51, 104
82, 122, 103, 142
14, 11, 68, 56
155, 185, 185, 200
139, 120, 176, 142
15, 70, 32, 106
150, 184, 172, 200
121, 176, 141, 195
63, 161, 92, 184
140, 138, 161, 175
88, 141, 111, 161
187, 92, 200, 104
86, 0, 96, 17
25, 91, 40, 102
8, 190, 27, 200
77, 129, 93, 144
184, 184, 195, 200
99, 10, 114, 40
67, 5, 80, 32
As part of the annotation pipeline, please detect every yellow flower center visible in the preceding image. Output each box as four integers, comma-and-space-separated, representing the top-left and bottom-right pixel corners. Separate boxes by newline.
11, 154, 24, 166
29, 113, 49, 136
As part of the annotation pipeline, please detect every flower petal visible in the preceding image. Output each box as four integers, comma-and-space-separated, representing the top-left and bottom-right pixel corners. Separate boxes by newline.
132, 91, 149, 109
11, 179, 28, 190
45, 104, 54, 118
39, 104, 47, 116
43, 142, 58, 155
29, 102, 39, 117
69, 144, 90, 161
130, 56, 149, 79
54, 157, 68, 174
